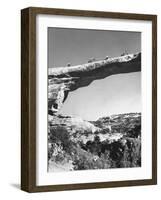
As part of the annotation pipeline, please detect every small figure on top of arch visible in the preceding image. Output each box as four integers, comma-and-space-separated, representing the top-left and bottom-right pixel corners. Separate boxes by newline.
67, 63, 71, 67
105, 56, 109, 60
121, 50, 128, 56
88, 57, 96, 63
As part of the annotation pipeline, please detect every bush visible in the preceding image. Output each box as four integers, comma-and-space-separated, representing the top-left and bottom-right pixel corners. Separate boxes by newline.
48, 125, 141, 170
49, 126, 75, 154
81, 137, 141, 169
119, 137, 141, 168
72, 147, 115, 170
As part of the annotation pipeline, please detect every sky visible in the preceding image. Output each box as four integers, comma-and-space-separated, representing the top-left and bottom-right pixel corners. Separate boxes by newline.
48, 28, 141, 121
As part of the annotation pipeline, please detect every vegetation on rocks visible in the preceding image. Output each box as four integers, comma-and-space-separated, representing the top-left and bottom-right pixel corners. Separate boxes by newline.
48, 113, 141, 171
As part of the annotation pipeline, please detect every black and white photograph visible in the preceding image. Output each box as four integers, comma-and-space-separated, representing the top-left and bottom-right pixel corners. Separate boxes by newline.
20, 6, 157, 193
47, 28, 141, 172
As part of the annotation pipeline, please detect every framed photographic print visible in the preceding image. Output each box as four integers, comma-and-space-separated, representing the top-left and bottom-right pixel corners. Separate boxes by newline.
21, 7, 157, 192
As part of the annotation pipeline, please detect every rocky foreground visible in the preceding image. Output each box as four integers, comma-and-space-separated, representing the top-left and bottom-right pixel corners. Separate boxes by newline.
48, 113, 141, 172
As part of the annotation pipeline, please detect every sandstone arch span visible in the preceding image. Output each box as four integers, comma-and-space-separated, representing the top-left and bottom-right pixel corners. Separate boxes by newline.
48, 53, 141, 115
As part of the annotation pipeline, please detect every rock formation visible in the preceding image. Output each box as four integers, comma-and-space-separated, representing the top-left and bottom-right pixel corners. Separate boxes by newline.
48, 53, 141, 114
48, 112, 141, 171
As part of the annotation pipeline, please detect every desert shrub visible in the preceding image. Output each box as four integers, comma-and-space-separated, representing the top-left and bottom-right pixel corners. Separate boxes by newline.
54, 151, 72, 163
54, 151, 65, 162
48, 143, 54, 160
94, 135, 100, 143
81, 135, 141, 169
72, 148, 95, 170
119, 137, 141, 168
72, 147, 115, 170
83, 135, 102, 156
100, 128, 110, 134
83, 130, 93, 136
108, 141, 124, 162
98, 151, 116, 168
127, 124, 141, 138
48, 142, 65, 162
98, 139, 124, 165
49, 126, 75, 155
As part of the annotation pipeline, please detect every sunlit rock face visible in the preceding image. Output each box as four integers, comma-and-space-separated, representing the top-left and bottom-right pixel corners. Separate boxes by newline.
49, 114, 99, 135
48, 53, 141, 114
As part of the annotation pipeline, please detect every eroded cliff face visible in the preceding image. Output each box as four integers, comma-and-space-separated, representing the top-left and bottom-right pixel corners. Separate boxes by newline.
48, 53, 141, 114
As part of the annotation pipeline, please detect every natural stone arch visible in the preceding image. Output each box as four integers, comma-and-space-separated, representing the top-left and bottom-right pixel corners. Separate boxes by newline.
48, 53, 141, 115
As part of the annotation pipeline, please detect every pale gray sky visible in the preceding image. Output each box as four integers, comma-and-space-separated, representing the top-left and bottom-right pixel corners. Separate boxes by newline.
48, 28, 141, 120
